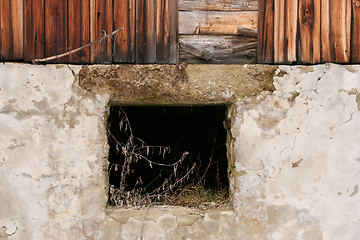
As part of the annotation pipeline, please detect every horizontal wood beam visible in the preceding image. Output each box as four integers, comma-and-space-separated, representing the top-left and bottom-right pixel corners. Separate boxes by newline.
179, 11, 258, 35
179, 0, 258, 11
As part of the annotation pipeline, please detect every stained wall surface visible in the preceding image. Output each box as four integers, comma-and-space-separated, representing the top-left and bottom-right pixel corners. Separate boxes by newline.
0, 63, 359, 239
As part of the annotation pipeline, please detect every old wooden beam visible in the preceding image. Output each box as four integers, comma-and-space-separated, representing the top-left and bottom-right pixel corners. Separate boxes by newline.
237, 27, 257, 38
178, 0, 258, 11
179, 11, 257, 35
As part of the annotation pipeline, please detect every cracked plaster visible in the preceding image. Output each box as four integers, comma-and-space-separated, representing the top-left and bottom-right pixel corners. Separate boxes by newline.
0, 63, 359, 239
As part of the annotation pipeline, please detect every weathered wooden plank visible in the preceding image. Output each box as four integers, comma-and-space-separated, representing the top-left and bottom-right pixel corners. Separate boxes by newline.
156, 0, 170, 63
0, 0, 23, 60
298, 0, 321, 63
92, 0, 113, 63
352, 0, 360, 62
24, 0, 45, 61
321, 0, 330, 62
322, 0, 351, 63
237, 27, 257, 38
45, 0, 67, 63
179, 0, 258, 11
0, 0, 12, 59
330, 0, 351, 63
169, 0, 179, 63
179, 34, 257, 63
90, 0, 96, 62
136, 0, 156, 63
274, 0, 285, 63
258, 0, 274, 63
179, 11, 257, 35
155, 0, 178, 63
284, 0, 298, 63
68, 0, 90, 63
113, 0, 135, 63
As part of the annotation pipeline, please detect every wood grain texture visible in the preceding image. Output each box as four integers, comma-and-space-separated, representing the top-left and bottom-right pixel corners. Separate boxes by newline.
179, 11, 257, 35
258, 0, 274, 63
179, 0, 258, 11
156, 0, 178, 63
322, 0, 351, 62
45, 0, 67, 63
92, 0, 113, 63
24, 0, 45, 61
180, 35, 256, 63
321, 0, 330, 62
156, 0, 170, 63
298, 0, 321, 63
136, 0, 156, 63
169, 0, 179, 63
274, 0, 285, 63
113, 0, 135, 63
0, 0, 23, 59
284, 0, 298, 63
330, 0, 351, 63
68, 0, 90, 63
352, 0, 360, 62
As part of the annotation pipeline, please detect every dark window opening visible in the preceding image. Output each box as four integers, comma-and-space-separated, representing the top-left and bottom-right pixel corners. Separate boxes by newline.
107, 105, 229, 207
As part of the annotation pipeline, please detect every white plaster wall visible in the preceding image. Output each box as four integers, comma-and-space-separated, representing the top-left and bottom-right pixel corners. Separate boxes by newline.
232, 64, 360, 240
0, 63, 359, 240
0, 64, 109, 239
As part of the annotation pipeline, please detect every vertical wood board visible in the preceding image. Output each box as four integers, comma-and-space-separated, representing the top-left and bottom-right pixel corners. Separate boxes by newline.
320, 0, 330, 62
258, 0, 274, 63
169, 0, 179, 63
45, 0, 68, 63
351, 0, 360, 62
297, 0, 321, 63
274, 0, 285, 63
329, 0, 351, 62
136, 0, 156, 63
156, 0, 170, 63
92, 0, 113, 63
24, 0, 45, 61
113, 0, 136, 63
68, 0, 90, 63
284, 0, 298, 63
0, 0, 23, 59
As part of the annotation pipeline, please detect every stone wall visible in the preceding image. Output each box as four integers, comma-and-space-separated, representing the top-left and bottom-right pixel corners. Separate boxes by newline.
0, 63, 359, 239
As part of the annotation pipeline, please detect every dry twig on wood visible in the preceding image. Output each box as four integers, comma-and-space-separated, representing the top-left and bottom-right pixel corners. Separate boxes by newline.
32, 27, 124, 63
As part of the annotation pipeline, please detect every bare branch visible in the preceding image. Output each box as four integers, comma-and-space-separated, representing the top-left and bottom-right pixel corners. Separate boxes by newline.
32, 27, 124, 63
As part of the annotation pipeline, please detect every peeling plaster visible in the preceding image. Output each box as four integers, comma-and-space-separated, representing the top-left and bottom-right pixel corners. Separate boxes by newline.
1, 63, 360, 239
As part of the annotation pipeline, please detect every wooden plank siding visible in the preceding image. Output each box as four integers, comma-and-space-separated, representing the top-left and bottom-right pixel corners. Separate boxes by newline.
136, 0, 156, 63
352, 0, 360, 62
113, 0, 136, 63
2, 0, 360, 64
91, 0, 113, 63
258, 0, 274, 63
45, 0, 68, 63
0, 0, 23, 60
68, 0, 90, 63
24, 0, 45, 61
259, 0, 360, 64
298, 0, 321, 63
